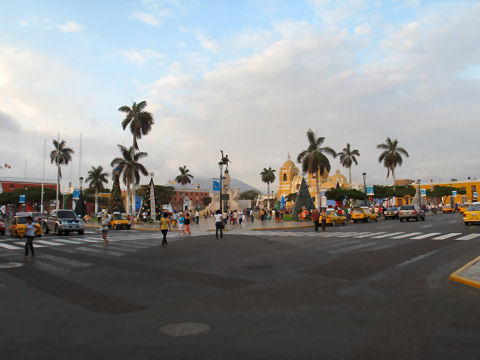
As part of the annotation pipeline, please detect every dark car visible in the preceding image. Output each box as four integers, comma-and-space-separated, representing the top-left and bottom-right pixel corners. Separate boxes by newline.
384, 207, 400, 219
399, 205, 425, 222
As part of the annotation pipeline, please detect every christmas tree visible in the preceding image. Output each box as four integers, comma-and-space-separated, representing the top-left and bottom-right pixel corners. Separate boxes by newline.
74, 190, 87, 217
138, 178, 162, 221
108, 170, 125, 213
292, 177, 315, 219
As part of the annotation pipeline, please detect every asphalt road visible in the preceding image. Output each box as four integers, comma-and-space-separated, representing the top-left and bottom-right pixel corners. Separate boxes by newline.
1, 213, 480, 360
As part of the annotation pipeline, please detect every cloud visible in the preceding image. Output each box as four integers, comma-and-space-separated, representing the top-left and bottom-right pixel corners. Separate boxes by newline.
354, 23, 371, 35
57, 21, 84, 33
113, 49, 166, 64
132, 12, 162, 26
132, 0, 191, 26
0, 111, 20, 133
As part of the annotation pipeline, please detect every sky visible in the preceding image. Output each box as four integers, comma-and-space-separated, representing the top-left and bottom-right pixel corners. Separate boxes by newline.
0, 0, 479, 193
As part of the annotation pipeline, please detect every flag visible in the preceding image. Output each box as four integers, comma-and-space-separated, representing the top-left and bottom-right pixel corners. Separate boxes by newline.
4, 163, 11, 169
213, 179, 220, 192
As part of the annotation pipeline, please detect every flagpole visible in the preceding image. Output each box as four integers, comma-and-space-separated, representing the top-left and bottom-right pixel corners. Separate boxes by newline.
41, 138, 46, 214
56, 133, 60, 211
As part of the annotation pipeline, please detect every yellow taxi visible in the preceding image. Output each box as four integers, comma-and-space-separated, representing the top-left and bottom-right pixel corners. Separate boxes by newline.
326, 209, 347, 226
351, 207, 378, 223
442, 205, 455, 214
458, 203, 471, 214
109, 212, 131, 230
463, 203, 480, 226
9, 216, 42, 238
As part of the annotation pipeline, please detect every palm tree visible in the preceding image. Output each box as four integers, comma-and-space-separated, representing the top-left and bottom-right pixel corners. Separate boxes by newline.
175, 166, 194, 186
297, 129, 336, 209
337, 143, 360, 185
86, 165, 109, 215
118, 100, 154, 214
111, 145, 148, 214
260, 167, 276, 210
50, 139, 74, 209
377, 137, 409, 185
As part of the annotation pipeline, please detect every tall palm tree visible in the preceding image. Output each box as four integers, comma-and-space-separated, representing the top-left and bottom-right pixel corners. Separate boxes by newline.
50, 139, 74, 209
175, 166, 194, 186
118, 100, 154, 215
297, 129, 336, 209
377, 137, 409, 185
337, 143, 360, 186
86, 165, 109, 215
111, 145, 148, 214
260, 167, 276, 210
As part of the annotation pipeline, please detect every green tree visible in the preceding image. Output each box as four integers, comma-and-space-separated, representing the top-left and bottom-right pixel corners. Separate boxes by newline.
118, 100, 154, 215
108, 170, 126, 213
85, 165, 109, 215
50, 139, 74, 208
377, 137, 409, 185
260, 167, 276, 209
138, 179, 161, 221
239, 189, 262, 200
297, 129, 336, 208
0, 187, 57, 209
175, 165, 194, 186
111, 145, 148, 214
292, 177, 315, 219
337, 143, 360, 185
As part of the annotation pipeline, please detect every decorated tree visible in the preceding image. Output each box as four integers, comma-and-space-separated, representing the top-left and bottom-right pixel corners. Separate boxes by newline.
292, 177, 315, 219
138, 178, 161, 221
108, 171, 126, 213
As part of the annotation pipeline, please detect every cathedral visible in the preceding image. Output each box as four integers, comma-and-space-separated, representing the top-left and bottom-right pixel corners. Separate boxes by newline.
276, 155, 348, 205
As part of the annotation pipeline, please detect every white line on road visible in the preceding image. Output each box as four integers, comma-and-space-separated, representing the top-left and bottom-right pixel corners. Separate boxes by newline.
455, 233, 480, 241
331, 242, 378, 254
76, 246, 124, 257
371, 232, 405, 239
392, 232, 421, 239
35, 240, 64, 246
420, 224, 433, 229
0, 243, 22, 250
357, 232, 387, 238
14, 241, 45, 248
395, 249, 441, 268
353, 232, 375, 238
432, 233, 462, 240
40, 254, 91, 267
52, 238, 84, 244
410, 233, 441, 240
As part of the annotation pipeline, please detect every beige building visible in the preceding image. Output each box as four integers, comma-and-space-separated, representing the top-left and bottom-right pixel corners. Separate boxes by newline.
276, 155, 348, 205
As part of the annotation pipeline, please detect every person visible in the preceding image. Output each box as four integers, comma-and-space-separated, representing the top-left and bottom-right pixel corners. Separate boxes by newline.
178, 213, 185, 233
215, 210, 223, 239
311, 208, 320, 232
97, 210, 103, 224
101, 213, 110, 246
22, 216, 35, 260
160, 212, 171, 247
238, 209, 243, 225
195, 210, 200, 224
184, 213, 191, 235
172, 211, 178, 227
320, 208, 327, 231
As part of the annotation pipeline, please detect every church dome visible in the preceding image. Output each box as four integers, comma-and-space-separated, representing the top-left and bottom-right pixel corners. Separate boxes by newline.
282, 154, 297, 170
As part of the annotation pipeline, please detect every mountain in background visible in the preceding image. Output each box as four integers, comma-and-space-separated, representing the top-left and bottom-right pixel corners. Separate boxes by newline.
165, 177, 261, 194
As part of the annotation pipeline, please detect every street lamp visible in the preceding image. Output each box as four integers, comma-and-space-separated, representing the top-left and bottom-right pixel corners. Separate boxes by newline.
24, 186, 28, 212
79, 176, 84, 191
362, 172, 367, 206
417, 179, 421, 207
218, 161, 224, 214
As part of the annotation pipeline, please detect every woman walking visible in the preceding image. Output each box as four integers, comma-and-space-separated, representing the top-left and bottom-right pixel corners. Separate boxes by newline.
184, 213, 191, 235
215, 210, 223, 239
160, 212, 171, 247
101, 213, 110, 246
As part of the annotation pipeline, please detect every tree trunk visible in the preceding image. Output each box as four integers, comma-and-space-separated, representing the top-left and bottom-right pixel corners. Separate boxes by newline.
267, 182, 270, 210
392, 168, 396, 186
94, 191, 98, 214
125, 180, 130, 216
56, 164, 60, 211
315, 176, 320, 209
348, 167, 352, 186
131, 137, 136, 217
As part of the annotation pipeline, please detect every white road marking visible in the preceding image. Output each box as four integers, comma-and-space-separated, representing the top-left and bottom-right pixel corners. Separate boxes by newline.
0, 243, 22, 250
448, 220, 457, 224
52, 238, 84, 244
353, 232, 375, 238
76, 246, 124, 257
392, 232, 422, 239
420, 224, 433, 229
35, 240, 63, 246
356, 232, 385, 238
331, 242, 378, 254
432, 233, 462, 240
395, 249, 441, 268
410, 233, 441, 240
455, 233, 480, 241
13, 241, 45, 248
371, 232, 405, 239
40, 254, 91, 267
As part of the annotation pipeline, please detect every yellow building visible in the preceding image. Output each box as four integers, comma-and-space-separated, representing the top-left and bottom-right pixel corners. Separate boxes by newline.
420, 179, 480, 204
276, 155, 348, 204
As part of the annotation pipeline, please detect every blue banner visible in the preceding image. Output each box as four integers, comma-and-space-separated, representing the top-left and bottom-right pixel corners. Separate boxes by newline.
452, 190, 457, 197
421, 189, 426, 197
72, 189, 80, 200
213, 179, 220, 192
366, 185, 374, 196
19, 195, 25, 203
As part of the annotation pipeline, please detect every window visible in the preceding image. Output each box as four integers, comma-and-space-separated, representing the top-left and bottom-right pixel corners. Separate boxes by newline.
283, 173, 287, 181
10, 184, 14, 189
472, 185, 477, 194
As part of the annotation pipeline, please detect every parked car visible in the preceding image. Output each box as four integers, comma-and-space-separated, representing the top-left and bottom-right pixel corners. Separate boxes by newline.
9, 215, 42, 237
0, 221, 6, 235
463, 202, 480, 226
109, 212, 131, 230
351, 207, 378, 223
399, 205, 425, 222
42, 209, 85, 235
442, 205, 455, 214
325, 209, 347, 226
458, 203, 471, 214
384, 207, 400, 220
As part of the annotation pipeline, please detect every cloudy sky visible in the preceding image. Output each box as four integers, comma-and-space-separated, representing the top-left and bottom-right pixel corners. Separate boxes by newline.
0, 0, 479, 192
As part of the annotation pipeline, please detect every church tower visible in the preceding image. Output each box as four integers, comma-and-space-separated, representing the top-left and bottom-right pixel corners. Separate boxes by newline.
277, 154, 299, 198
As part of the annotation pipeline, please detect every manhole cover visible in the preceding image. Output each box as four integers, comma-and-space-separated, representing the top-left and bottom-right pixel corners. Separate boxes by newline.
245, 264, 272, 270
159, 322, 210, 336
0, 262, 23, 269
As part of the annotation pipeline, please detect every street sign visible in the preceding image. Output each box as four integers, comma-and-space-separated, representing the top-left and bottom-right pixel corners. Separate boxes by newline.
366, 185, 374, 196
19, 195, 25, 203
452, 190, 457, 197
474, 192, 478, 199
212, 179, 220, 192
421, 189, 426, 197
72, 189, 81, 200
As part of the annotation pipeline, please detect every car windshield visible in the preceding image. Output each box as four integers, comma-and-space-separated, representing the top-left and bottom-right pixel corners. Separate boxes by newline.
387, 208, 398, 211
353, 210, 363, 214
400, 206, 415, 210
467, 205, 480, 211
113, 214, 122, 220
57, 210, 75, 219
17, 217, 28, 224
443, 205, 451, 208
31, 212, 42, 217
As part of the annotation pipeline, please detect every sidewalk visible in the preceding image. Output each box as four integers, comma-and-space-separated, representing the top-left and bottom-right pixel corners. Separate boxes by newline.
449, 256, 480, 290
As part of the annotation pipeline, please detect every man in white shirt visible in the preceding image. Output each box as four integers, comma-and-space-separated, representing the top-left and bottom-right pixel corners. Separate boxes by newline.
22, 216, 35, 260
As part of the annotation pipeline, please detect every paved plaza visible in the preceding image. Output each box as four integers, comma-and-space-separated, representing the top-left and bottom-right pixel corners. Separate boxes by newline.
1, 213, 480, 359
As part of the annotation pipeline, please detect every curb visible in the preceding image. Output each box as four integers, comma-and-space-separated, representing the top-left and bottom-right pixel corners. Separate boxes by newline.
449, 256, 480, 290
86, 225, 180, 232
251, 224, 314, 231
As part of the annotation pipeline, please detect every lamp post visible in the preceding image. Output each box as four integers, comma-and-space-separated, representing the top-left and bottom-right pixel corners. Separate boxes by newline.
218, 161, 224, 214
362, 172, 367, 206
24, 186, 28, 212
79, 177, 84, 191
416, 179, 421, 207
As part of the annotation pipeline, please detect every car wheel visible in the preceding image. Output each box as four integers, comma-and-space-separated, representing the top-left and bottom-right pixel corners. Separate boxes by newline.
353, 220, 357, 223
15, 231, 18, 238
465, 222, 469, 226
78, 230, 84, 235
127, 225, 131, 230
375, 218, 378, 222
400, 218, 403, 222
343, 220, 347, 226
416, 216, 419, 222
55, 225, 61, 236
0, 230, 4, 235
422, 216, 425, 221
114, 224, 118, 230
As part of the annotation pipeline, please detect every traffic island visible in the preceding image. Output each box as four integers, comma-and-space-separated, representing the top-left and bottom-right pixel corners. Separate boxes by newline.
449, 256, 480, 290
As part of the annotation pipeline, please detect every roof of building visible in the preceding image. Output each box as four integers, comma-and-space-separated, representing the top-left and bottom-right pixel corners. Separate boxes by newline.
0, 177, 56, 185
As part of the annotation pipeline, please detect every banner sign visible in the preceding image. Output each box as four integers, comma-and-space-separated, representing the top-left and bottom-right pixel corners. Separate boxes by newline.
19, 195, 25, 203
474, 192, 478, 199
366, 185, 374, 196
452, 190, 457, 197
420, 189, 426, 197
212, 179, 220, 192
72, 189, 80, 200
